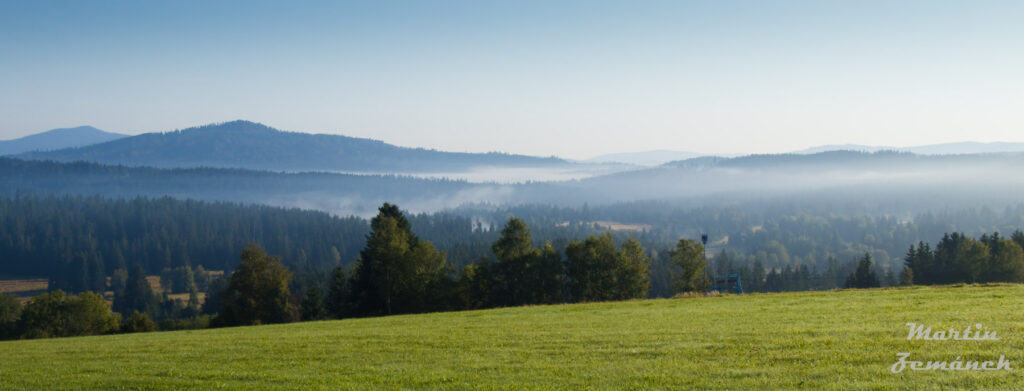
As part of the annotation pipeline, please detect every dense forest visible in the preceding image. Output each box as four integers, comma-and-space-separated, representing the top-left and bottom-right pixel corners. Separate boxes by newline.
4, 200, 1020, 342
4, 195, 1024, 300
6, 149, 1024, 218
0, 195, 367, 292
0, 204, 665, 339
0, 156, 482, 216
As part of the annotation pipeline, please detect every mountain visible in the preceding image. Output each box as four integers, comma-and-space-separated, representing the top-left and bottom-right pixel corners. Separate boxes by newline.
905, 141, 1024, 155
793, 142, 1024, 155
791, 144, 886, 154
18, 120, 569, 173
0, 126, 127, 156
583, 150, 703, 166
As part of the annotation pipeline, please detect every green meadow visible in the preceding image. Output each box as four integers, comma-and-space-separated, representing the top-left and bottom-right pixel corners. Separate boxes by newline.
2, 284, 1022, 390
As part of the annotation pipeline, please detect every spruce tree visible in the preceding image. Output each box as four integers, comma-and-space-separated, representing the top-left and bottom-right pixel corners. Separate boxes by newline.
845, 253, 880, 288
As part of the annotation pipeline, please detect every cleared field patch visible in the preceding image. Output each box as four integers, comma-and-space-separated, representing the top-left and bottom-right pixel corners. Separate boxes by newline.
145, 276, 163, 292
166, 292, 208, 305
0, 279, 48, 301
0, 278, 48, 294
1, 285, 1022, 390
556, 220, 653, 232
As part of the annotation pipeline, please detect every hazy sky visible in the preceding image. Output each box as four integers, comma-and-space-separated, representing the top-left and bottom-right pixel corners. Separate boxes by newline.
2, 1, 1023, 159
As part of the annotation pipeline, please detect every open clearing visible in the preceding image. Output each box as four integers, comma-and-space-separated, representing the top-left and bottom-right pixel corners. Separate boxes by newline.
0, 278, 48, 294
1, 285, 1023, 389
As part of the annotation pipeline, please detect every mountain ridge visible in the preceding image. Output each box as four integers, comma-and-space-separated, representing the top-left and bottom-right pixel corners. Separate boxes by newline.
0, 126, 127, 156
792, 141, 1024, 155
19, 120, 569, 173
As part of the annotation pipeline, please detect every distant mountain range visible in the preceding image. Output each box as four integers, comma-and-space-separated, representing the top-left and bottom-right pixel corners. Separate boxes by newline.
584, 150, 703, 166
18, 120, 569, 173
9, 121, 1024, 177
792, 142, 1024, 155
586, 142, 1024, 167
0, 126, 126, 156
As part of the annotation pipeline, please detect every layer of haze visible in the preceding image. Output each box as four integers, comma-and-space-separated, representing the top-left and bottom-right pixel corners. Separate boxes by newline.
2, 1, 1023, 159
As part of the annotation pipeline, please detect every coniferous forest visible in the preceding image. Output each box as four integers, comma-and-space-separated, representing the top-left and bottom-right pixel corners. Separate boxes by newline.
3, 193, 1024, 340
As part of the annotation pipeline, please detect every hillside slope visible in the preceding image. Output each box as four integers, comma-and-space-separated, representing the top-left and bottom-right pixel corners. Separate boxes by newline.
18, 120, 567, 173
6, 150, 1024, 216
0, 126, 126, 155
0, 285, 1020, 389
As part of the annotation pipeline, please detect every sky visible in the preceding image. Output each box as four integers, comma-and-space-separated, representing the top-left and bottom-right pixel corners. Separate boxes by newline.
1, 1, 1023, 159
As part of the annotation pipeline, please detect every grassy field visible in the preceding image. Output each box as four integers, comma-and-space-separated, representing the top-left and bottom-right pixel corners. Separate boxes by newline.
0, 278, 48, 301
1, 284, 1023, 390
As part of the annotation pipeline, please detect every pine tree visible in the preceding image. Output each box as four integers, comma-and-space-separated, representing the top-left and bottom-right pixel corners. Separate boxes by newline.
845, 253, 880, 289
114, 264, 160, 318
616, 238, 651, 299
325, 266, 347, 318
348, 204, 447, 316
491, 218, 563, 305
565, 234, 619, 301
300, 288, 326, 321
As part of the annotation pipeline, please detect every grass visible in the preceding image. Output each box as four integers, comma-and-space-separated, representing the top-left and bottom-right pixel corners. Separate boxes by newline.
2, 284, 1024, 390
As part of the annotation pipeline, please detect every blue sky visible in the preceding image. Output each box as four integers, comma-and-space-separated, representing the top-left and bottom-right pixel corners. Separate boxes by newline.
2, 1, 1022, 158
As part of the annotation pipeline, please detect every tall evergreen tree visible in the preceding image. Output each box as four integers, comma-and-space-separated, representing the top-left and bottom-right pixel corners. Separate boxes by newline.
749, 257, 767, 292
325, 266, 348, 318
565, 234, 619, 302
454, 262, 493, 310
491, 218, 563, 306
300, 288, 326, 321
845, 253, 880, 288
114, 264, 160, 318
980, 236, 1024, 282
615, 238, 651, 299
670, 238, 709, 294
201, 276, 228, 316
348, 204, 448, 316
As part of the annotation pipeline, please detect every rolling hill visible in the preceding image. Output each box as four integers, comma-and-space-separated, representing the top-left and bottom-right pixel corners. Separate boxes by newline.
0, 284, 1020, 389
0, 157, 482, 217
17, 120, 569, 173
5, 149, 1024, 216
0, 126, 126, 156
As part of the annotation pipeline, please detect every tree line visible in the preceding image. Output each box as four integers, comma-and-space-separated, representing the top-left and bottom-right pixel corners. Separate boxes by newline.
4, 202, 1022, 340
8, 194, 1024, 299
1, 203, 710, 338
900, 231, 1024, 285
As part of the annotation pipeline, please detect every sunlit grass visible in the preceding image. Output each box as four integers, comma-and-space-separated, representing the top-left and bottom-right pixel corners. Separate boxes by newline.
2, 284, 1022, 390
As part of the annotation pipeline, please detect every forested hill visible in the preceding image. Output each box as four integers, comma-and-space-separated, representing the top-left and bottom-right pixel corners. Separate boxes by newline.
17, 120, 567, 173
0, 126, 126, 156
0, 157, 481, 217
662, 150, 1024, 170
6, 149, 1024, 217
549, 150, 1024, 206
